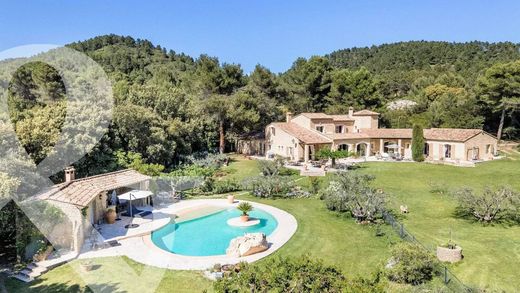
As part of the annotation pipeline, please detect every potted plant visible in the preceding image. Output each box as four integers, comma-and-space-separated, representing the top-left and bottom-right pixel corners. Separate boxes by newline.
227, 194, 235, 204
237, 202, 253, 222
105, 208, 117, 224
436, 231, 463, 263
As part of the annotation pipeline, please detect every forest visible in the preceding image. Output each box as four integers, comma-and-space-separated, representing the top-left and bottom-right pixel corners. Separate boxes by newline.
2, 35, 520, 179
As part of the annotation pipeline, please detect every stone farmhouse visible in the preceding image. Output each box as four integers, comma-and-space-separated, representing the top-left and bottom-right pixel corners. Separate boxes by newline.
264, 107, 498, 165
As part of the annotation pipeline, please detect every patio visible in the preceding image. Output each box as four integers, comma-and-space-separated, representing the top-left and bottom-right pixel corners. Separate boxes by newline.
77, 199, 297, 270
93, 207, 172, 243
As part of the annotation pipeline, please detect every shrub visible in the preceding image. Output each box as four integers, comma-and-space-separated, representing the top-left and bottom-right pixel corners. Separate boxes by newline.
284, 186, 311, 198
170, 164, 216, 178
200, 177, 215, 193
212, 179, 241, 194
309, 176, 321, 195
321, 172, 385, 223
316, 148, 350, 166
278, 167, 299, 176
184, 152, 228, 169
257, 159, 283, 176
214, 256, 352, 292
243, 176, 294, 198
412, 124, 425, 162
453, 186, 520, 223
386, 243, 439, 285
115, 150, 165, 176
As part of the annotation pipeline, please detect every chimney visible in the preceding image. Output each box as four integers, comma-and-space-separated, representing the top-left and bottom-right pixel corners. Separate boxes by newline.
286, 112, 293, 123
348, 107, 354, 117
64, 166, 76, 182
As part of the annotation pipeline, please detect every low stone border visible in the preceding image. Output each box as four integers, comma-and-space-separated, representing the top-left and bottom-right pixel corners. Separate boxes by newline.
78, 199, 298, 270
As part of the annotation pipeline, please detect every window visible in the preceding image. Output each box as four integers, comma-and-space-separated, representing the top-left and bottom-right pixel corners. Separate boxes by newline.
338, 144, 348, 151
486, 144, 491, 153
424, 143, 429, 156
316, 126, 324, 133
335, 125, 343, 133
271, 127, 275, 136
444, 144, 452, 158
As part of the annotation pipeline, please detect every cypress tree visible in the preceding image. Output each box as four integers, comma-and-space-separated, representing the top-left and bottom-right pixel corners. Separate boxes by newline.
412, 124, 425, 162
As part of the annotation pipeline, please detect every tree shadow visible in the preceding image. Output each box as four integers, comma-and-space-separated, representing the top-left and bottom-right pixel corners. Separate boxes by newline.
451, 206, 520, 227
5, 278, 125, 293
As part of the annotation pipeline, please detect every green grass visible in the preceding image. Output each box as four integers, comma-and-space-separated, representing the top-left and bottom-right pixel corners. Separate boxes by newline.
4, 257, 212, 292
7, 155, 520, 292
218, 155, 261, 182
359, 156, 520, 291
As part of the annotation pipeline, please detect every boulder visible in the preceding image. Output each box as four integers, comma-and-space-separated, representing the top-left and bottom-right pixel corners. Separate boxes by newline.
226, 233, 269, 257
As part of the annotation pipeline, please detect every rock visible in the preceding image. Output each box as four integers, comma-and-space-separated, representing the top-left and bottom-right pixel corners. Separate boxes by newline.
226, 233, 269, 257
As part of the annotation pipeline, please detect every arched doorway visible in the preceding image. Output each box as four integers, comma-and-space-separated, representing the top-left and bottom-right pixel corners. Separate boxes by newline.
384, 141, 397, 153
356, 143, 367, 157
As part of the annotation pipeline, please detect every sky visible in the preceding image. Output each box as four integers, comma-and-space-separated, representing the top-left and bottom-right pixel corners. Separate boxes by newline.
1, 0, 520, 73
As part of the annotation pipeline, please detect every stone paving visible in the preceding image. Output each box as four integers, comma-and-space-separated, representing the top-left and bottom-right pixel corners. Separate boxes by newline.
78, 199, 297, 270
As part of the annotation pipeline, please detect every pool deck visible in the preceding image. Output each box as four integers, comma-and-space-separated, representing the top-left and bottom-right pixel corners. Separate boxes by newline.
78, 199, 297, 270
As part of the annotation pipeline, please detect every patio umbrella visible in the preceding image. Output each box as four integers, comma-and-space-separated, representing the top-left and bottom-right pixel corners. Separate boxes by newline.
118, 190, 153, 217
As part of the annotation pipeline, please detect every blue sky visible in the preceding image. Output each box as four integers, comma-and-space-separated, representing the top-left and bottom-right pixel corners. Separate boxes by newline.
1, 0, 520, 73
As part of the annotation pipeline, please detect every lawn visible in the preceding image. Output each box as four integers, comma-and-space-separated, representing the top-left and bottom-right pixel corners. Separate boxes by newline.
6, 156, 399, 292
4, 257, 212, 292
7, 154, 519, 292
360, 155, 520, 292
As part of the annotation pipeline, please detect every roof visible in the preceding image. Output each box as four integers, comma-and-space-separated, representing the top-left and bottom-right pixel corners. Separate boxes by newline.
299, 113, 333, 119
333, 128, 494, 142
271, 122, 332, 144
353, 110, 380, 116
36, 169, 151, 208
330, 115, 354, 122
424, 128, 487, 142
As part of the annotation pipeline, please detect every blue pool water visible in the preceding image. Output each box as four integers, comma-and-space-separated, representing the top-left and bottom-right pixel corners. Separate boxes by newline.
151, 208, 278, 256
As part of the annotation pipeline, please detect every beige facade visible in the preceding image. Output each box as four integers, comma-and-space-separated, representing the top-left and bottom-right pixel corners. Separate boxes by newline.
265, 108, 498, 164
424, 132, 497, 163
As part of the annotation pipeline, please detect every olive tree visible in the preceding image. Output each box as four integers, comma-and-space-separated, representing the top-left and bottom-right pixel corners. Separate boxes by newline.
454, 186, 520, 223
321, 172, 386, 223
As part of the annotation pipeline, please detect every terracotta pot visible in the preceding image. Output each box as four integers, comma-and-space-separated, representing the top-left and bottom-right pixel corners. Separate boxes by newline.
240, 215, 249, 222
105, 209, 117, 224
227, 195, 235, 204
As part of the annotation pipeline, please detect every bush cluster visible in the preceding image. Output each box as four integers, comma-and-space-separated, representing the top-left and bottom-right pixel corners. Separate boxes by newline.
386, 243, 439, 285
321, 172, 385, 223
214, 255, 385, 293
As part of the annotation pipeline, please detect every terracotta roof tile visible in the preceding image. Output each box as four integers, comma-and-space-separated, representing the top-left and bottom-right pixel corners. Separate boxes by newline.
300, 113, 333, 119
330, 115, 354, 121
271, 122, 332, 144
424, 128, 484, 142
353, 110, 380, 116
36, 169, 151, 208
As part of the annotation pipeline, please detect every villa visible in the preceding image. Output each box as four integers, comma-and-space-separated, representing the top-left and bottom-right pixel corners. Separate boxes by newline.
265, 107, 498, 165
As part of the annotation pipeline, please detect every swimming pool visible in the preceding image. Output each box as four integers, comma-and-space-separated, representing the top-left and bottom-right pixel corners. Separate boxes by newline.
151, 207, 278, 256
